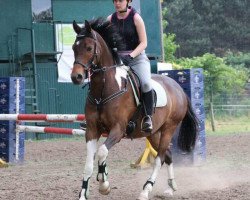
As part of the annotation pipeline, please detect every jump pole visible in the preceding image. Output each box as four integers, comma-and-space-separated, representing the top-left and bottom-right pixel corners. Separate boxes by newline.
0, 113, 155, 167
17, 125, 85, 135
0, 114, 85, 122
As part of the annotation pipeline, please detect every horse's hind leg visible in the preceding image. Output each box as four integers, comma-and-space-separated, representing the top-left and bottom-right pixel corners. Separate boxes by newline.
137, 155, 162, 200
164, 149, 177, 195
137, 127, 176, 200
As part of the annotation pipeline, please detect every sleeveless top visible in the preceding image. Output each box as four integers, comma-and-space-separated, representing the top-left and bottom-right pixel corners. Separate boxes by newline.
111, 7, 139, 51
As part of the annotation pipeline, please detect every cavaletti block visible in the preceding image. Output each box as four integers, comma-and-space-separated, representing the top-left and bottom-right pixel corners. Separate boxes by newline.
159, 69, 206, 165
0, 77, 25, 163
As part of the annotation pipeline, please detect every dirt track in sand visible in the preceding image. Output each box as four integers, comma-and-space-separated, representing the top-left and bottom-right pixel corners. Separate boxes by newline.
0, 133, 250, 200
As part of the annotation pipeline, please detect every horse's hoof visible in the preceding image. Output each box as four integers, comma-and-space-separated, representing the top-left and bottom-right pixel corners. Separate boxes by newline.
168, 179, 177, 191
99, 181, 111, 195
164, 188, 174, 196
99, 186, 111, 195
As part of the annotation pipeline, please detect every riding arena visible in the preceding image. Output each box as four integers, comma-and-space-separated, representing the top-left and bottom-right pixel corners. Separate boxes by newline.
0, 1, 249, 200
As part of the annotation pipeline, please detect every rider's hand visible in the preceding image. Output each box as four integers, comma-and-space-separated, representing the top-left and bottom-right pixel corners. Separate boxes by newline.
120, 55, 133, 66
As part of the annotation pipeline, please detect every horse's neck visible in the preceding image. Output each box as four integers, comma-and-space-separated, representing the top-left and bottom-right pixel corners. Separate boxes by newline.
97, 33, 114, 67
89, 34, 118, 98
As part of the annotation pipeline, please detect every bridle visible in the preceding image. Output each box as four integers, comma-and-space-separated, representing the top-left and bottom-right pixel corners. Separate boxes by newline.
74, 31, 121, 75
73, 31, 99, 73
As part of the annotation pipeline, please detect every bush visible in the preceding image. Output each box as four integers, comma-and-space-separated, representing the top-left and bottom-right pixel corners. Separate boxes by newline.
175, 53, 248, 95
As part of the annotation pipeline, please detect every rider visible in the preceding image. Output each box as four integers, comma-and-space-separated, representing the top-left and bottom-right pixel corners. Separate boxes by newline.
107, 0, 154, 132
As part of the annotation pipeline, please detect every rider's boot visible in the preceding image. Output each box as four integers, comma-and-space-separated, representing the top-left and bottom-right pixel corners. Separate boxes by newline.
141, 90, 154, 132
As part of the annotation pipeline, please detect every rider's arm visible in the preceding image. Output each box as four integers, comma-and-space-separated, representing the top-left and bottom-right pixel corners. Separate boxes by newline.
129, 13, 147, 58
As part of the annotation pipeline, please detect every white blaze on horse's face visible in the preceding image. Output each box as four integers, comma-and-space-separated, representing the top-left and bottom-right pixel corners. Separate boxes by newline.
115, 67, 127, 90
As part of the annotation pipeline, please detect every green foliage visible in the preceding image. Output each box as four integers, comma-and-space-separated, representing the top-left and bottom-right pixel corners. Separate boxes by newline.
161, 7, 168, 30
224, 52, 250, 69
175, 53, 249, 98
163, 33, 179, 62
163, 0, 211, 57
163, 0, 250, 57
162, 7, 179, 62
59, 26, 76, 45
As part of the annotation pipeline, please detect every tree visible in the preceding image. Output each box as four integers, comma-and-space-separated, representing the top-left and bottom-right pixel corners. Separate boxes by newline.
224, 52, 250, 69
32, 8, 52, 22
163, 0, 212, 57
163, 33, 179, 62
163, 0, 250, 57
162, 7, 179, 62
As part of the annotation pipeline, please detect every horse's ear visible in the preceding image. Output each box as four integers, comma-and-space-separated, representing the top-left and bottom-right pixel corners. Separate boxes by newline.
73, 20, 81, 34
85, 20, 92, 33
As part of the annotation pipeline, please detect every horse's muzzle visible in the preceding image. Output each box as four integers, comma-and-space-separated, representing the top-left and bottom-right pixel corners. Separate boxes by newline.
71, 73, 84, 85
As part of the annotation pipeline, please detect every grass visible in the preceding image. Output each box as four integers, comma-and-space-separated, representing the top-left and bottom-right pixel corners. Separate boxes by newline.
205, 115, 250, 136
58, 25, 75, 45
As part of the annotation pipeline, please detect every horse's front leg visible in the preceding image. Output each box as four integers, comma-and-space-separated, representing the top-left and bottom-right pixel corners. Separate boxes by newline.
137, 133, 172, 200
96, 124, 124, 195
79, 138, 98, 200
137, 156, 162, 200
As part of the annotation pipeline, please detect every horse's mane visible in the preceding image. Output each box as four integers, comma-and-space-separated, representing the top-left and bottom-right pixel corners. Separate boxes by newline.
82, 17, 126, 51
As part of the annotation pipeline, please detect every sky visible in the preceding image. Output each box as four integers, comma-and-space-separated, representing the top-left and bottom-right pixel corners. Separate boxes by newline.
31, 0, 51, 14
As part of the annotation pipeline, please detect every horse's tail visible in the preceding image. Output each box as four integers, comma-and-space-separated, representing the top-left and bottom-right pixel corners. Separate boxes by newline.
177, 96, 198, 152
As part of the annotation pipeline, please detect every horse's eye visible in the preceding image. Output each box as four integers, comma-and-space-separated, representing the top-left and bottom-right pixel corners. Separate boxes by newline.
86, 47, 92, 52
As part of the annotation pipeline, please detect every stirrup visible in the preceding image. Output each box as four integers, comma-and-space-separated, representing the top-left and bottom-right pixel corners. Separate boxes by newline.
141, 115, 153, 132
80, 121, 87, 130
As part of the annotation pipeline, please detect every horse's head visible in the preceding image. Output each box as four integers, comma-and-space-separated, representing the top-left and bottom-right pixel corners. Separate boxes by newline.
71, 20, 99, 85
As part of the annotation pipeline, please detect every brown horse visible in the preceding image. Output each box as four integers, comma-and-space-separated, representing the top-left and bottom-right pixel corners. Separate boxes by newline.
71, 18, 198, 200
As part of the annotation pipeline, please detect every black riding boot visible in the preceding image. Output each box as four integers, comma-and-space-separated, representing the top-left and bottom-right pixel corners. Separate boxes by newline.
141, 90, 154, 132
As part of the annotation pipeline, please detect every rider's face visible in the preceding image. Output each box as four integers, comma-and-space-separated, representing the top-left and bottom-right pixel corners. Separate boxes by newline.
113, 0, 128, 11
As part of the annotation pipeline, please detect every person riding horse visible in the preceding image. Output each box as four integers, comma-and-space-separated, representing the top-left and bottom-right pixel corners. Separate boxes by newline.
71, 18, 198, 200
107, 0, 154, 132
71, 1, 199, 199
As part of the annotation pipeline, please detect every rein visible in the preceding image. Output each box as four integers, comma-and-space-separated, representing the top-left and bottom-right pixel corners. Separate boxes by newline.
87, 80, 127, 107
87, 64, 128, 109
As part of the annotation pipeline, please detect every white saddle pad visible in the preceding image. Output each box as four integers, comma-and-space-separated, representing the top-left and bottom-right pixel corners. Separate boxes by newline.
151, 80, 167, 107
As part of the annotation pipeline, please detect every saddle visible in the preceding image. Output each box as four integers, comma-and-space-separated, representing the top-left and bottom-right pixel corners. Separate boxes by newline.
124, 66, 168, 137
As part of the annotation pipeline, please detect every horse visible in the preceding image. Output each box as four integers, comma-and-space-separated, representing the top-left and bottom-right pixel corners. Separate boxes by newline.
71, 18, 198, 200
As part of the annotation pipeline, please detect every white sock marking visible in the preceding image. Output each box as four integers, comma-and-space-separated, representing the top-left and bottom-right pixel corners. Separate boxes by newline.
84, 139, 97, 179
167, 163, 175, 179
